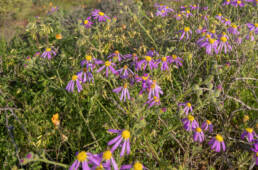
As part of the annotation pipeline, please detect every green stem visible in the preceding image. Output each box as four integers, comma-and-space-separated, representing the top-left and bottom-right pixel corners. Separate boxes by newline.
34, 158, 68, 168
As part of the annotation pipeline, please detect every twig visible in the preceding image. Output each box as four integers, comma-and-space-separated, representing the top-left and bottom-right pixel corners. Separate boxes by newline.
226, 95, 258, 111
235, 77, 258, 81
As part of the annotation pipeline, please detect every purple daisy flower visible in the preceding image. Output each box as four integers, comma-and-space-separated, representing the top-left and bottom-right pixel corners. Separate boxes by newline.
201, 120, 213, 132
183, 10, 193, 18
95, 150, 118, 170
190, 4, 199, 10
81, 17, 93, 28
182, 115, 199, 131
246, 23, 258, 34
179, 27, 192, 40
232, 0, 245, 7
217, 33, 232, 54
97, 60, 117, 77
155, 4, 174, 17
80, 55, 102, 71
145, 96, 161, 108
170, 55, 183, 68
41, 47, 56, 59
215, 13, 223, 21
200, 38, 218, 55
175, 13, 182, 20
108, 129, 131, 157
146, 48, 159, 57
136, 74, 151, 95
113, 83, 130, 102
107, 50, 124, 62
137, 55, 157, 71
241, 128, 256, 142
157, 56, 171, 71
78, 68, 94, 83
196, 26, 206, 34
69, 151, 99, 170
251, 142, 258, 165
91, 9, 110, 22
223, 0, 231, 5
148, 80, 163, 99
222, 18, 231, 26
193, 127, 205, 143
245, 31, 255, 41
121, 161, 146, 170
117, 65, 134, 79
228, 24, 240, 35
179, 102, 193, 115
66, 74, 83, 93
208, 134, 226, 152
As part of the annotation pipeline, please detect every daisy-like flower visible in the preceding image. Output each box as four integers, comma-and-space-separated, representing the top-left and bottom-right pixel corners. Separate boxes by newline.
251, 142, 258, 165
208, 134, 226, 152
113, 83, 130, 101
34, 52, 40, 57
175, 13, 182, 20
41, 47, 56, 59
108, 129, 131, 157
232, 0, 245, 7
97, 60, 117, 77
183, 10, 193, 18
223, 0, 231, 5
146, 48, 159, 57
117, 65, 134, 79
179, 102, 193, 115
222, 18, 231, 26
136, 73, 151, 95
246, 23, 258, 34
241, 128, 256, 142
190, 4, 199, 10
78, 68, 94, 83
170, 55, 183, 68
148, 80, 163, 99
201, 120, 213, 132
196, 26, 206, 34
228, 24, 240, 35
121, 161, 146, 170
69, 151, 99, 170
182, 115, 199, 131
245, 31, 255, 41
145, 96, 161, 108
157, 56, 171, 71
137, 55, 157, 71
81, 17, 93, 28
200, 38, 218, 55
179, 27, 192, 40
66, 74, 83, 93
155, 4, 174, 17
217, 33, 232, 54
108, 50, 124, 62
94, 150, 118, 170
193, 127, 205, 143
91, 9, 110, 22
215, 13, 223, 21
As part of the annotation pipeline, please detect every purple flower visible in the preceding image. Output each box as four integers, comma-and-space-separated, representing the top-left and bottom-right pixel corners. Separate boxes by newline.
94, 151, 118, 170
107, 50, 124, 62
81, 17, 93, 28
157, 56, 171, 71
78, 68, 94, 83
80, 55, 102, 70
193, 127, 205, 143
251, 142, 258, 165
246, 23, 258, 34
196, 26, 206, 34
41, 47, 56, 59
121, 161, 146, 170
145, 96, 161, 108
228, 24, 240, 35
113, 83, 130, 101
201, 120, 213, 132
179, 102, 193, 115
182, 115, 199, 131
245, 31, 255, 41
183, 10, 193, 18
232, 0, 245, 7
66, 74, 83, 93
108, 129, 131, 157
208, 134, 226, 152
136, 74, 151, 95
137, 56, 157, 71
148, 80, 163, 99
190, 4, 199, 10
69, 151, 99, 170
200, 38, 218, 55
215, 13, 223, 21
241, 128, 256, 142
146, 48, 159, 57
222, 18, 231, 26
97, 60, 117, 77
170, 55, 183, 68
175, 13, 182, 20
217, 33, 232, 54
179, 27, 192, 40
91, 9, 110, 22
34, 52, 40, 57
117, 65, 134, 79
223, 0, 231, 5
155, 4, 174, 17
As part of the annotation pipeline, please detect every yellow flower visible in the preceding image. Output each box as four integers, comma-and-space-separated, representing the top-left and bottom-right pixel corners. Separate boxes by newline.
55, 34, 62, 40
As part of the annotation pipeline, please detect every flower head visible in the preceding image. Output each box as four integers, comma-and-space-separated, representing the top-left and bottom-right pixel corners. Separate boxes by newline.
97, 60, 117, 77
91, 9, 110, 22
193, 127, 205, 143
179, 102, 193, 115
41, 47, 56, 59
201, 120, 213, 132
81, 17, 93, 28
66, 74, 83, 93
208, 134, 226, 152
69, 151, 99, 170
113, 83, 130, 101
241, 128, 256, 142
120, 161, 146, 170
182, 115, 199, 131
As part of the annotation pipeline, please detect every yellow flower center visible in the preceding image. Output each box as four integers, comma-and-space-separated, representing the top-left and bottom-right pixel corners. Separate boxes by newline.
72, 75, 78, 81
210, 29, 216, 34
198, 26, 203, 30
196, 127, 202, 132
151, 83, 156, 89
103, 150, 112, 160
133, 162, 143, 170
85, 55, 92, 61
256, 152, 258, 157
225, 18, 229, 22
237, 0, 241, 4
231, 24, 237, 29
220, 36, 227, 42
205, 34, 211, 39
161, 57, 167, 62
246, 128, 253, 133
172, 55, 177, 59
215, 134, 223, 142
218, 13, 222, 16
184, 27, 190, 32
122, 130, 130, 139
46, 48, 51, 52
186, 10, 190, 14
255, 23, 258, 28
178, 14, 181, 17
77, 151, 87, 162
123, 83, 128, 89
154, 96, 159, 102
209, 38, 216, 44
145, 56, 152, 62
105, 61, 111, 67
227, 0, 230, 2
114, 50, 119, 55
188, 115, 195, 122
186, 102, 191, 108
161, 10, 165, 13
84, 20, 89, 25
206, 120, 211, 125
142, 76, 148, 80
123, 65, 128, 69
98, 12, 104, 16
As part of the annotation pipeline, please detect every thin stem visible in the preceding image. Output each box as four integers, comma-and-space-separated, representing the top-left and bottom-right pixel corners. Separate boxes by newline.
34, 158, 68, 168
